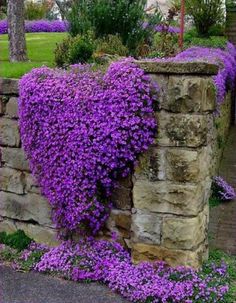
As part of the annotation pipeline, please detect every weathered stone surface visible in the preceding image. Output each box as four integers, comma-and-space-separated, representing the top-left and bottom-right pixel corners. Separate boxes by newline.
132, 209, 162, 244
162, 207, 208, 250
131, 242, 208, 268
0, 118, 20, 147
135, 147, 166, 181
0, 78, 19, 95
15, 221, 59, 246
0, 96, 7, 115
6, 97, 18, 118
165, 149, 199, 182
136, 61, 219, 75
156, 111, 208, 147
163, 76, 216, 113
25, 173, 40, 194
1, 147, 30, 171
0, 191, 52, 226
0, 217, 59, 246
150, 74, 168, 110
0, 167, 25, 194
133, 179, 210, 216
106, 209, 131, 231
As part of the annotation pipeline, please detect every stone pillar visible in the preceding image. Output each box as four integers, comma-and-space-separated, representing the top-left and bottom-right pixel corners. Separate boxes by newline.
131, 62, 218, 268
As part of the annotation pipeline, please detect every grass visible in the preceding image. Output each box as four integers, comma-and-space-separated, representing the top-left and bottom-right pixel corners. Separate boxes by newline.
0, 32, 67, 78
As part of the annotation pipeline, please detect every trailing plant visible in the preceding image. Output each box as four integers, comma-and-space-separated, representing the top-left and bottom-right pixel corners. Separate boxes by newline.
19, 60, 157, 235
212, 176, 236, 201
1, 238, 230, 302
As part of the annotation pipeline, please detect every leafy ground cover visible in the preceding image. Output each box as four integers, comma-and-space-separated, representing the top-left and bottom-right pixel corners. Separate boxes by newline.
0, 32, 66, 78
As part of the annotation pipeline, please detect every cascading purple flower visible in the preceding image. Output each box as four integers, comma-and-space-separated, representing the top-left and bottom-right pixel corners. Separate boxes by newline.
212, 176, 236, 201
18, 60, 157, 235
0, 19, 69, 34
13, 238, 229, 303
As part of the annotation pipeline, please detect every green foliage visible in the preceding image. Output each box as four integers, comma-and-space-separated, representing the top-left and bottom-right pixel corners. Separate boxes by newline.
95, 35, 128, 56
18, 250, 45, 271
187, 36, 228, 49
207, 250, 236, 302
24, 0, 47, 20
55, 34, 95, 67
67, 0, 148, 55
0, 230, 32, 251
209, 196, 221, 208
186, 0, 224, 37
149, 31, 178, 58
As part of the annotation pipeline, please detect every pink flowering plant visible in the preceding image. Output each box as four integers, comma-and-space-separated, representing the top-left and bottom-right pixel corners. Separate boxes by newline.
18, 60, 157, 235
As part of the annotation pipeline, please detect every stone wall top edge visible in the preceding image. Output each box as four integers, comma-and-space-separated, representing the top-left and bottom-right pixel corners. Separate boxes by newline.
136, 61, 219, 75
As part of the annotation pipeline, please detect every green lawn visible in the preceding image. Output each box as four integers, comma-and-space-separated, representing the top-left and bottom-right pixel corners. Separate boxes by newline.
0, 32, 67, 78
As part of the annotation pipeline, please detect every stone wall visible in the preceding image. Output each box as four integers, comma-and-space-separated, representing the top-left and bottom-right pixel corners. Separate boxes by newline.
0, 61, 232, 268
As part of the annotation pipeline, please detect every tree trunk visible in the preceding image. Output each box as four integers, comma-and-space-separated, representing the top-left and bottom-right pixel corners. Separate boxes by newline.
7, 0, 28, 62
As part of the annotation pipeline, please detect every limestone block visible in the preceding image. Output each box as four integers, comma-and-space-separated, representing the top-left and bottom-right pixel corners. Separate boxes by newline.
0, 167, 25, 194
135, 147, 166, 181
165, 148, 199, 182
162, 207, 208, 250
156, 111, 208, 147
6, 97, 18, 118
133, 179, 209, 216
25, 173, 40, 194
131, 209, 162, 244
163, 76, 216, 113
131, 242, 208, 268
0, 96, 7, 115
0, 118, 20, 147
112, 176, 133, 210
0, 191, 52, 226
1, 147, 30, 171
150, 74, 168, 109
106, 209, 131, 231
0, 78, 19, 95
0, 217, 59, 246
15, 221, 59, 246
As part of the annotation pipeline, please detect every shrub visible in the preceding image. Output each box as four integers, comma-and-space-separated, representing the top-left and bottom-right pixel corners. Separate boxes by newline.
25, 0, 47, 20
68, 0, 148, 55
95, 35, 128, 56
0, 230, 32, 251
186, 36, 228, 49
54, 34, 95, 67
186, 0, 224, 37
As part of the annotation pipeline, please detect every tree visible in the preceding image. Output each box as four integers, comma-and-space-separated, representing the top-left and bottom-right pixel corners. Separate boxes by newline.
7, 0, 28, 62
55, 0, 73, 20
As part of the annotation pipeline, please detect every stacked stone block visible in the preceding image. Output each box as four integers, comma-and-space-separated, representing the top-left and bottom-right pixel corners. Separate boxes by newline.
0, 61, 231, 268
0, 79, 58, 246
131, 62, 219, 268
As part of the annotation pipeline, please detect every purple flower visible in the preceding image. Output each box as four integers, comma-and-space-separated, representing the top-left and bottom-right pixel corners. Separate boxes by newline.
18, 60, 158, 235
0, 20, 69, 34
212, 176, 236, 201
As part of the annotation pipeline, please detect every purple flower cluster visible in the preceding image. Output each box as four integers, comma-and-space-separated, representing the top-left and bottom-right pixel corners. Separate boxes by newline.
18, 60, 157, 235
212, 176, 236, 201
14, 238, 229, 303
0, 19, 69, 34
155, 24, 180, 34
142, 22, 180, 34
172, 43, 236, 104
